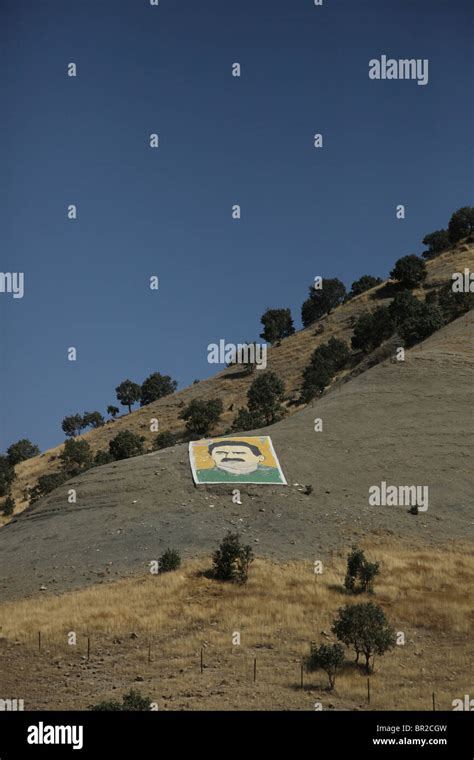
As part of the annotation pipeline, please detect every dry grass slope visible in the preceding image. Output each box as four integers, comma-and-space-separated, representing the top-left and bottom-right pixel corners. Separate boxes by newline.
0, 539, 472, 710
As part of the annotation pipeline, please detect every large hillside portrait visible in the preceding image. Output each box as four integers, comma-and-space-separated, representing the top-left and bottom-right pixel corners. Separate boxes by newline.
189, 436, 287, 485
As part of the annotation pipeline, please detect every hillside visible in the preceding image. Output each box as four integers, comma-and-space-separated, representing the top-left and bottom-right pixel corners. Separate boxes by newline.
0, 540, 472, 711
0, 309, 472, 602
5, 240, 473, 518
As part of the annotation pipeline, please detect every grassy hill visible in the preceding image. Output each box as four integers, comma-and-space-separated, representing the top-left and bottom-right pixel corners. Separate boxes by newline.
0, 539, 472, 710
4, 239, 473, 521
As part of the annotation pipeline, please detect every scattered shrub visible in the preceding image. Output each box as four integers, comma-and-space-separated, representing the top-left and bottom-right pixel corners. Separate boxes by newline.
398, 302, 444, 347
61, 414, 84, 438
344, 547, 380, 594
90, 689, 153, 711
115, 379, 141, 414
94, 449, 115, 466
260, 308, 295, 344
390, 255, 427, 289
212, 532, 253, 584
231, 407, 265, 432
158, 548, 181, 574
422, 229, 449, 259
82, 411, 105, 429
60, 438, 94, 476
153, 431, 177, 450
29, 472, 69, 503
346, 275, 383, 300
2, 494, 15, 516
448, 206, 474, 243
305, 642, 345, 690
140, 372, 178, 406
6, 439, 40, 466
436, 281, 474, 322
332, 602, 396, 673
247, 371, 285, 425
179, 399, 223, 436
0, 456, 16, 497
301, 278, 346, 326
351, 306, 394, 353
109, 430, 145, 460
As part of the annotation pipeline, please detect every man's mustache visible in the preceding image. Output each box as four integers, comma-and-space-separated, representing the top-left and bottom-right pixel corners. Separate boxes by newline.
221, 457, 245, 462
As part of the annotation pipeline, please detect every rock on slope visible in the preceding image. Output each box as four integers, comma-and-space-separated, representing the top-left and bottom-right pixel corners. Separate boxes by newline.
0, 313, 472, 601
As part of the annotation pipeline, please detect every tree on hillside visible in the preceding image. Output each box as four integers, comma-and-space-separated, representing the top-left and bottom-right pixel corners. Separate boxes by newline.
179, 399, 223, 437
390, 255, 427, 289
6, 439, 40, 466
60, 438, 94, 476
2, 494, 15, 516
260, 308, 295, 344
115, 379, 141, 414
0, 455, 16, 497
301, 360, 333, 402
140, 372, 178, 406
153, 431, 177, 450
107, 405, 120, 419
231, 407, 265, 432
422, 229, 449, 259
61, 414, 84, 438
109, 430, 145, 460
388, 290, 421, 327
351, 306, 394, 353
82, 411, 105, 429
448, 206, 474, 243
29, 472, 68, 504
332, 602, 396, 673
301, 278, 346, 326
94, 449, 115, 466
247, 371, 285, 425
312, 337, 350, 373
398, 302, 444, 347
347, 275, 383, 300
300, 337, 350, 403
436, 281, 474, 322
305, 643, 345, 690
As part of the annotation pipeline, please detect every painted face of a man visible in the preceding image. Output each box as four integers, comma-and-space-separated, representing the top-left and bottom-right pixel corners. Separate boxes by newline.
210, 445, 264, 475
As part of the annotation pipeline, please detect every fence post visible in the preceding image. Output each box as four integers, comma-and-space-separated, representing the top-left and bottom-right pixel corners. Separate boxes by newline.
38, 631, 41, 651
253, 658, 257, 682
432, 692, 436, 711
301, 663, 304, 689
200, 649, 203, 674
367, 677, 370, 704
87, 637, 90, 661
148, 641, 151, 664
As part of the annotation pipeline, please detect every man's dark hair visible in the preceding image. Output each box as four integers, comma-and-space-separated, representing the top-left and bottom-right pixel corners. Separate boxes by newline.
208, 440, 262, 457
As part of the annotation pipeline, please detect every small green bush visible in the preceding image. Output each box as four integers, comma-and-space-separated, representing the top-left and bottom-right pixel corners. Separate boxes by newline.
109, 430, 145, 460
158, 548, 181, 574
212, 532, 253, 584
90, 689, 153, 711
153, 431, 177, 450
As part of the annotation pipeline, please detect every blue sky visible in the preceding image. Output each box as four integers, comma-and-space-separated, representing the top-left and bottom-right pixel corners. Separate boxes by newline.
1, 0, 473, 451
